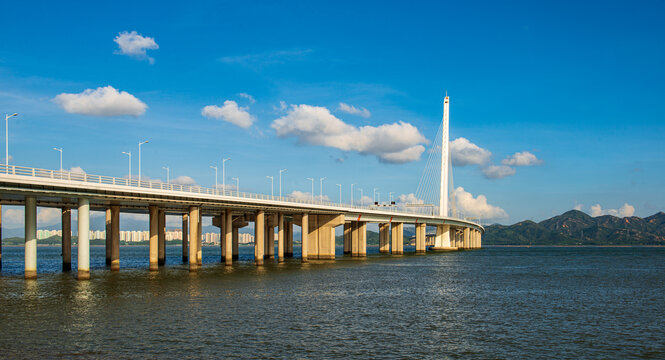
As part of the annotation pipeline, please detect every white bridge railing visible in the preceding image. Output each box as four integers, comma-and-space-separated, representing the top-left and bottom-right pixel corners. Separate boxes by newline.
0, 164, 477, 220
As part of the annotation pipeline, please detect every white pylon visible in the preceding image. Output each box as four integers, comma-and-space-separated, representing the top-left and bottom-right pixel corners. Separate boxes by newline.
440, 95, 450, 217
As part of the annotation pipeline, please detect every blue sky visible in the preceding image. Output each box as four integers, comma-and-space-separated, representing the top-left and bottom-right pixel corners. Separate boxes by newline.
0, 0, 663, 226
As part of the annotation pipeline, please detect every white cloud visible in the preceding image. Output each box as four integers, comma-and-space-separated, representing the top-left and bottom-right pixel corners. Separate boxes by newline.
271, 104, 427, 164
574, 203, 584, 211
69, 166, 86, 174
201, 100, 255, 129
482, 165, 516, 179
114, 31, 159, 63
397, 193, 424, 206
288, 190, 330, 202
37, 208, 61, 225
502, 151, 543, 166
338, 103, 371, 118
454, 187, 508, 220
450, 137, 491, 166
3, 208, 24, 227
358, 195, 373, 206
53, 86, 147, 117
239, 93, 256, 104
171, 176, 197, 186
590, 203, 635, 217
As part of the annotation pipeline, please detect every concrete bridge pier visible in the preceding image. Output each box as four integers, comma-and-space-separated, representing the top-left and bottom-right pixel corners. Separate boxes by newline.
61, 207, 71, 271
415, 223, 426, 254
285, 220, 293, 258
219, 210, 226, 262
110, 205, 120, 271
265, 216, 275, 259
277, 213, 284, 263
188, 206, 199, 272
224, 210, 232, 266
301, 213, 308, 263
158, 209, 166, 266
105, 208, 112, 266
351, 221, 366, 257
232, 227, 239, 259
463, 227, 470, 249
391, 222, 404, 255
343, 222, 351, 255
431, 224, 456, 251
197, 211, 202, 266
77, 198, 90, 280
255, 210, 264, 265
379, 223, 390, 253
149, 205, 159, 271
182, 214, 188, 263
24, 196, 37, 279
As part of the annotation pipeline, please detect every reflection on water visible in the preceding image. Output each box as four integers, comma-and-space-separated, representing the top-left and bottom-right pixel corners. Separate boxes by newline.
0, 246, 664, 358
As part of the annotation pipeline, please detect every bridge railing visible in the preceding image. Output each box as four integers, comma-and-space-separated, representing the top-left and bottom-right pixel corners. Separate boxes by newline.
0, 164, 473, 219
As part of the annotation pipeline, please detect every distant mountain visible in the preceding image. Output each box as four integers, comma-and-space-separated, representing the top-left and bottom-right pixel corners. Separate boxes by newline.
484, 210, 665, 245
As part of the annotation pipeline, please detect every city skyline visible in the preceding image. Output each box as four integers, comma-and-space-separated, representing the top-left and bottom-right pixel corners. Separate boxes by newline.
1, 1, 663, 226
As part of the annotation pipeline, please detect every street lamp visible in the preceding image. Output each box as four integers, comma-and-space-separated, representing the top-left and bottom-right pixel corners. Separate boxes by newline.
306, 178, 314, 201
279, 169, 287, 198
266, 175, 274, 197
373, 188, 378, 203
138, 140, 149, 183
122, 151, 131, 181
232, 177, 239, 194
5, 113, 18, 166
162, 166, 170, 184
210, 165, 218, 191
389, 192, 394, 204
350, 183, 354, 206
53, 147, 62, 172
359, 188, 364, 207
222, 157, 230, 194
319, 177, 326, 202
336, 184, 342, 205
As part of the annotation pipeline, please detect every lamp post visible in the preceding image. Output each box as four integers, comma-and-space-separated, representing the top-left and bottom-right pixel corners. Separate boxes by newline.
53, 147, 62, 172
359, 188, 364, 207
122, 151, 131, 181
351, 183, 354, 206
232, 177, 239, 195
319, 177, 326, 202
162, 166, 169, 184
5, 113, 18, 166
373, 188, 378, 203
210, 165, 218, 191
279, 169, 287, 198
138, 140, 148, 183
306, 178, 314, 201
389, 192, 393, 204
222, 157, 230, 195
266, 176, 274, 197
336, 184, 342, 205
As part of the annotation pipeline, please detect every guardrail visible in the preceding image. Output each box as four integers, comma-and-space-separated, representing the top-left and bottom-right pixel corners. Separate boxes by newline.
0, 164, 476, 221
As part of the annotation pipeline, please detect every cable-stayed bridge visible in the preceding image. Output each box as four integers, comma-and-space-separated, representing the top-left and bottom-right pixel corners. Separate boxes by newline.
0, 96, 482, 280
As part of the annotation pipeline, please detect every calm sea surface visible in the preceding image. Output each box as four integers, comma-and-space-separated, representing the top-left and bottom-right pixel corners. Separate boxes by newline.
0, 245, 663, 359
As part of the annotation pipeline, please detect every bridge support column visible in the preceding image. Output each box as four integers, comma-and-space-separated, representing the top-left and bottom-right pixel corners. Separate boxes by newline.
110, 205, 120, 271
24, 196, 37, 279
416, 223, 426, 254
379, 223, 390, 253
149, 205, 159, 271
105, 208, 112, 266
431, 224, 456, 251
197, 211, 202, 266
351, 221, 366, 257
225, 210, 232, 266
265, 217, 275, 259
255, 210, 264, 265
391, 222, 404, 255
182, 214, 188, 263
343, 222, 351, 255
188, 206, 199, 272
77, 198, 90, 280
277, 213, 284, 263
301, 213, 308, 263
285, 220, 293, 257
220, 210, 226, 262
232, 227, 239, 260
62, 207, 71, 271
478, 231, 482, 248
158, 209, 166, 266
463, 227, 470, 249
